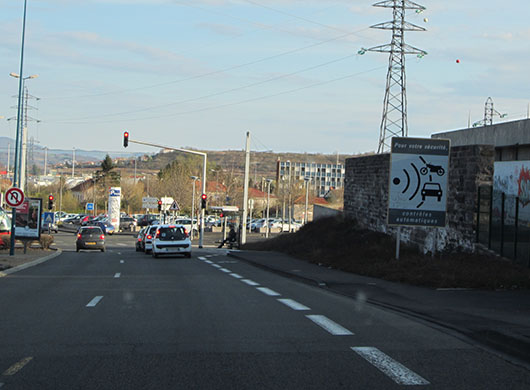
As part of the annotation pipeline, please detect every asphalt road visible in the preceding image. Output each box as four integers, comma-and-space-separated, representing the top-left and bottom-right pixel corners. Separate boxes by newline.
0, 232, 529, 389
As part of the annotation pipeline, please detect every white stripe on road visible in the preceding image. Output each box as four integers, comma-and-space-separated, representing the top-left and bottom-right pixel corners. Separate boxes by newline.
198, 257, 206, 261
230, 273, 243, 279
117, 243, 126, 247
204, 260, 213, 264
120, 260, 124, 264
278, 298, 310, 311
114, 273, 121, 278
306, 315, 354, 336
86, 296, 104, 307
219, 268, 231, 273
351, 347, 430, 386
256, 287, 281, 296
205, 255, 213, 258
241, 279, 260, 286
212, 264, 221, 268
2, 357, 33, 376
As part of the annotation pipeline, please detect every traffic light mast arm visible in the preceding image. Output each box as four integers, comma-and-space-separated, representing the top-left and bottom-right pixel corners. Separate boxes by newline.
125, 136, 207, 248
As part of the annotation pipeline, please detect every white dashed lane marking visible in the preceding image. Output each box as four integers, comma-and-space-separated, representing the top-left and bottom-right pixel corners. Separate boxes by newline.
212, 264, 221, 268
219, 268, 231, 273
120, 260, 124, 264
114, 273, 121, 278
229, 273, 243, 279
86, 296, 104, 308
198, 257, 206, 261
2, 357, 33, 376
256, 287, 281, 296
351, 347, 430, 386
241, 279, 260, 286
117, 243, 127, 247
204, 260, 213, 264
306, 315, 354, 336
278, 298, 310, 311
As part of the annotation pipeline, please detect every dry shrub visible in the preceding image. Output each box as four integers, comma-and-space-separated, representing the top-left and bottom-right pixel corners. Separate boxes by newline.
40, 234, 54, 249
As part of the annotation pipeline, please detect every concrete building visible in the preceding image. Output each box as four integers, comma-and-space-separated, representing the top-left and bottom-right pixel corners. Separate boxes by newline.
277, 160, 345, 197
432, 118, 530, 162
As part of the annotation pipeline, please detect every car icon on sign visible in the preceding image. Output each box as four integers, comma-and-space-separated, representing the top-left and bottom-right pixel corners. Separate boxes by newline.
421, 182, 443, 201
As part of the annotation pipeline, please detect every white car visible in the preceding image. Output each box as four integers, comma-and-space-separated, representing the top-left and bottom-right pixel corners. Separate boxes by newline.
143, 225, 159, 254
151, 224, 192, 258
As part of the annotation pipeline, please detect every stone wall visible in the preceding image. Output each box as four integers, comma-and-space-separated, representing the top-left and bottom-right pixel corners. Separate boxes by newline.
344, 145, 495, 253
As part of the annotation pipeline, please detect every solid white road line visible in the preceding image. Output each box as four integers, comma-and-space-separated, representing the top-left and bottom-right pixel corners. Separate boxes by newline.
86, 296, 104, 307
114, 273, 121, 278
230, 273, 243, 279
351, 347, 430, 386
278, 298, 310, 311
241, 279, 260, 286
256, 287, 281, 296
212, 264, 221, 268
219, 268, 231, 273
306, 315, 354, 336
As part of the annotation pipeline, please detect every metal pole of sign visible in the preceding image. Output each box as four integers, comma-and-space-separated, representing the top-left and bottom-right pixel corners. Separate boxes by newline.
395, 226, 401, 260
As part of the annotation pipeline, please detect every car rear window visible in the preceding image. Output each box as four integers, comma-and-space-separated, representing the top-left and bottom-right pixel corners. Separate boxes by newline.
81, 227, 103, 236
157, 227, 186, 241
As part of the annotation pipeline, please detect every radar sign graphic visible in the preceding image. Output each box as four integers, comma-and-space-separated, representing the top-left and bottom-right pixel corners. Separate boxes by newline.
388, 137, 450, 228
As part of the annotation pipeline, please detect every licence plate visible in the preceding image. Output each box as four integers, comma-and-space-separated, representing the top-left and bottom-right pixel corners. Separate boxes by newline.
85, 242, 96, 245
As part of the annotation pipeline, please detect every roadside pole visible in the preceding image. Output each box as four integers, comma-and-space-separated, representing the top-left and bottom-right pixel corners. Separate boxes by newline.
241, 131, 251, 245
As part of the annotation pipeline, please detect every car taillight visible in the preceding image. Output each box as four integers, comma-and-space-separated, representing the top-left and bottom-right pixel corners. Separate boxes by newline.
147, 235, 152, 239
137, 237, 141, 241
100, 234, 105, 240
156, 231, 160, 238
77, 233, 81, 239
184, 228, 189, 237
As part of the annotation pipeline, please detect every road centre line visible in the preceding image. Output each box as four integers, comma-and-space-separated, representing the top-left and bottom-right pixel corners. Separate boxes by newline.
256, 287, 281, 296
2, 357, 33, 376
86, 296, 104, 307
306, 315, 354, 336
351, 347, 429, 386
114, 273, 121, 278
219, 268, 231, 273
212, 264, 222, 268
230, 273, 243, 279
278, 298, 311, 311
241, 279, 260, 286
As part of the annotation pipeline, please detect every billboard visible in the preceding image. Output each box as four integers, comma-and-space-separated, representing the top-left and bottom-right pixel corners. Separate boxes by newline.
15, 198, 42, 239
388, 137, 450, 227
493, 161, 530, 225
108, 187, 121, 231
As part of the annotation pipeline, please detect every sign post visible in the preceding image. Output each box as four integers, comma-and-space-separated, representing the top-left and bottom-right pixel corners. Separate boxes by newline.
388, 137, 450, 258
6, 187, 25, 256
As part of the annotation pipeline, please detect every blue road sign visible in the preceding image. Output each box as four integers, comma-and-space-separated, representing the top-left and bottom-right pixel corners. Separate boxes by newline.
43, 212, 55, 224
86, 203, 94, 211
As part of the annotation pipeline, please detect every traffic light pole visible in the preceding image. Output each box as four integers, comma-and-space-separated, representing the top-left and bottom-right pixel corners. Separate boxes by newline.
126, 138, 207, 249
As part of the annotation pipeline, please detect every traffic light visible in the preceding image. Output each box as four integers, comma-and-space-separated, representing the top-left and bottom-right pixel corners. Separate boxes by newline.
48, 195, 54, 210
219, 213, 224, 218
157, 200, 162, 212
123, 131, 129, 148
201, 194, 207, 209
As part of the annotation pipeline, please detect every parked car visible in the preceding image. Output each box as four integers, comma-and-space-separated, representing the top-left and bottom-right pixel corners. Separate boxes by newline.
135, 227, 147, 252
151, 224, 191, 258
119, 216, 137, 231
138, 214, 159, 227
95, 221, 115, 235
41, 219, 58, 233
142, 225, 159, 253
174, 218, 197, 235
76, 226, 106, 252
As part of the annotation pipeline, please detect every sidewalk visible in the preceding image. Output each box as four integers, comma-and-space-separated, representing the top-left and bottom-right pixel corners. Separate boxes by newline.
228, 250, 530, 365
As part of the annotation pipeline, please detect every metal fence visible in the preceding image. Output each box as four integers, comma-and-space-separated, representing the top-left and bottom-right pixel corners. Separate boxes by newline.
476, 186, 530, 267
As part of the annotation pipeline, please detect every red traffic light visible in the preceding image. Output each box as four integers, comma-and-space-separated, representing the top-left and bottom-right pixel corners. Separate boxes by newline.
123, 131, 129, 147
48, 195, 54, 201
158, 200, 162, 205
220, 213, 224, 218
201, 194, 207, 200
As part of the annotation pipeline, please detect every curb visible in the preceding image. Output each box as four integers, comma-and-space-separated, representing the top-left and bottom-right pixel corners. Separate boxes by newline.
0, 249, 63, 277
227, 250, 530, 367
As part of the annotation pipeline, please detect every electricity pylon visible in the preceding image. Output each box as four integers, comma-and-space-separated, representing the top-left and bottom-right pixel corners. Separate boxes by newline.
359, 1, 427, 153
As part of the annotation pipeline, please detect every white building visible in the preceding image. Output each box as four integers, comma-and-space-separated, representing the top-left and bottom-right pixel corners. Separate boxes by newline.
277, 160, 345, 197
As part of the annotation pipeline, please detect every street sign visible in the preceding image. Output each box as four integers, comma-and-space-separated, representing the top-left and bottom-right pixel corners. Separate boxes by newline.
388, 137, 450, 227
43, 212, 55, 224
142, 197, 159, 209
169, 201, 180, 211
86, 203, 94, 211
14, 198, 42, 239
5, 187, 24, 208
160, 197, 174, 212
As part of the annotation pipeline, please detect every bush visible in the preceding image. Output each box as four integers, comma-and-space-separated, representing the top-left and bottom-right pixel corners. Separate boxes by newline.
40, 234, 54, 249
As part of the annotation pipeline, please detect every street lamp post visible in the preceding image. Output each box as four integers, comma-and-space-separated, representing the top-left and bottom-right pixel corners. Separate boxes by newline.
190, 176, 199, 240
265, 179, 272, 238
304, 177, 310, 224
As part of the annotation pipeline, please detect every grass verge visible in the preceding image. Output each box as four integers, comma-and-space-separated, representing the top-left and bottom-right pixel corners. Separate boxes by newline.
243, 216, 530, 290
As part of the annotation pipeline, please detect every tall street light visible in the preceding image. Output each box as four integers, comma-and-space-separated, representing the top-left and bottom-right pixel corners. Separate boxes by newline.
304, 177, 311, 225
265, 179, 272, 238
190, 176, 199, 240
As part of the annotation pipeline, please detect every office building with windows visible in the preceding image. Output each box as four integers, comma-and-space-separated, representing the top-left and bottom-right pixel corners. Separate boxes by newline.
277, 160, 345, 197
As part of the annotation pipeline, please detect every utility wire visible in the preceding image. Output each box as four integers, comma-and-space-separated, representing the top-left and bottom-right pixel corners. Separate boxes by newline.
49, 53, 359, 122
50, 66, 385, 125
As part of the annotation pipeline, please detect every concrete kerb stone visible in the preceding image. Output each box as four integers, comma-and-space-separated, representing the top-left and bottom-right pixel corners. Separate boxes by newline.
0, 249, 63, 277
227, 250, 530, 368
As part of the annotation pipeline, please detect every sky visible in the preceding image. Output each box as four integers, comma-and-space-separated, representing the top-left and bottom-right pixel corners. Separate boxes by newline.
0, 0, 529, 156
